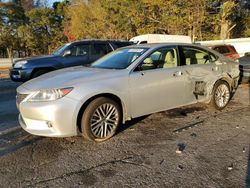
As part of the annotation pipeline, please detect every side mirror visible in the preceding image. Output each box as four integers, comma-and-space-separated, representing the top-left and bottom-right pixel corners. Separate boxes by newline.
63, 50, 71, 57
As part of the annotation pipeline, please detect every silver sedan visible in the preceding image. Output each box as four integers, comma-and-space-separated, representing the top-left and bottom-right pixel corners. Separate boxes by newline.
16, 43, 240, 142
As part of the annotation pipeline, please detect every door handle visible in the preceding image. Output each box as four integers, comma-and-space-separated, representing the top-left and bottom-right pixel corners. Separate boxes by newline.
212, 66, 218, 71
173, 71, 183, 77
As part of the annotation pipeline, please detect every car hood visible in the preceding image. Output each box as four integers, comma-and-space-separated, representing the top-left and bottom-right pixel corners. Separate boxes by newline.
19, 66, 126, 91
16, 55, 57, 63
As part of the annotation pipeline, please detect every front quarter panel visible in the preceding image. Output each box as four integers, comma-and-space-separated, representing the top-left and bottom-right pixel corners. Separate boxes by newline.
69, 72, 131, 123
22, 57, 62, 69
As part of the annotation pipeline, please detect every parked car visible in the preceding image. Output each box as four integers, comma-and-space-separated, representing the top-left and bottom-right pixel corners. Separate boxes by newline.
10, 40, 133, 82
239, 52, 250, 83
130, 34, 192, 44
209, 44, 240, 61
16, 43, 239, 142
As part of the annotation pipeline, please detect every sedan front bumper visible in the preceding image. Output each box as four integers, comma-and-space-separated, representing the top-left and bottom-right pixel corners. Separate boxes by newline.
18, 96, 79, 137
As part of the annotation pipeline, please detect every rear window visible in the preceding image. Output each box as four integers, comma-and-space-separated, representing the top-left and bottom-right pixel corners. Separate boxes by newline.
228, 46, 237, 53
181, 47, 217, 65
213, 46, 230, 54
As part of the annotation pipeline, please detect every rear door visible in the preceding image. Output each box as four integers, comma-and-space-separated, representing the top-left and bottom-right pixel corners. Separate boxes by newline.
179, 46, 223, 101
89, 42, 113, 63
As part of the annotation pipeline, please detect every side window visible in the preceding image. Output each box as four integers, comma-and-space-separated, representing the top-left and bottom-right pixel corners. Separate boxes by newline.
70, 44, 90, 56
137, 47, 178, 71
182, 47, 213, 65
92, 43, 113, 56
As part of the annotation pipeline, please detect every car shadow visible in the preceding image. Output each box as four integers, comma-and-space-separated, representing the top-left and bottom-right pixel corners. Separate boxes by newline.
116, 115, 150, 135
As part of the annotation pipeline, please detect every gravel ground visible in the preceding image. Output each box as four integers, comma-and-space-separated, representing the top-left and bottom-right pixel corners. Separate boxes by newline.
0, 83, 249, 188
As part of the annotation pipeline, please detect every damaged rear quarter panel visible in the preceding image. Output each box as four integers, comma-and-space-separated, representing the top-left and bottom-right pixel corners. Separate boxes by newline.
184, 59, 239, 104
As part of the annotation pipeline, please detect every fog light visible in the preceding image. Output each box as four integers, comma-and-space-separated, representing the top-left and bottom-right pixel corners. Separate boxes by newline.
46, 121, 53, 128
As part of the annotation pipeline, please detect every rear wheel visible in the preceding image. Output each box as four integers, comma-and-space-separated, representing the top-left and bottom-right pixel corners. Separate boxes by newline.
81, 97, 121, 142
210, 80, 231, 110
31, 69, 50, 79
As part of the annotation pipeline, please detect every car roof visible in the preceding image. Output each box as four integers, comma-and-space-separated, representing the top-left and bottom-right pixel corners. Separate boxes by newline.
119, 43, 225, 58
123, 43, 206, 49
70, 39, 133, 44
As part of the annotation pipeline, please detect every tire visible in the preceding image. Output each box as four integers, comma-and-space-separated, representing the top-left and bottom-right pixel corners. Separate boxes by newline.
81, 97, 121, 142
239, 76, 250, 84
210, 80, 231, 110
31, 70, 50, 79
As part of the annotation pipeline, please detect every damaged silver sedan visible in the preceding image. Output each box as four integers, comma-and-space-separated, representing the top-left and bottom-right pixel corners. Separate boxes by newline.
16, 43, 239, 142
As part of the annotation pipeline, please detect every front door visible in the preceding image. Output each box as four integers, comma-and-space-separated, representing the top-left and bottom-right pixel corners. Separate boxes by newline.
129, 47, 190, 118
62, 43, 91, 67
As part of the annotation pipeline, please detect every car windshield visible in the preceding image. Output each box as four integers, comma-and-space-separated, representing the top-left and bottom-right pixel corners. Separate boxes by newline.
52, 43, 70, 55
90, 47, 148, 69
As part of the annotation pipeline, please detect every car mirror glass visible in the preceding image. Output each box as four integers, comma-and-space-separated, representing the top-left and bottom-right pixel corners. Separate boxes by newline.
63, 50, 71, 57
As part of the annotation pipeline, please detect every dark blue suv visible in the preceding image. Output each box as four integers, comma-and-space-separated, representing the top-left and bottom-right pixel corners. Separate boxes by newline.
10, 40, 133, 82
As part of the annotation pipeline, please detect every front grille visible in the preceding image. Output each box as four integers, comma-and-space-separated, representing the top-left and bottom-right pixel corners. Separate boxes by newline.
16, 93, 28, 105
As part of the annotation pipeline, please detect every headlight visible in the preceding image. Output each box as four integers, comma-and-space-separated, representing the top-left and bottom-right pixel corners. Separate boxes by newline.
28, 87, 73, 102
14, 60, 27, 68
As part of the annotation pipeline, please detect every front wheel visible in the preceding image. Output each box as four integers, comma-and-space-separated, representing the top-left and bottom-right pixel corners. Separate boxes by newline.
210, 80, 231, 110
81, 97, 121, 142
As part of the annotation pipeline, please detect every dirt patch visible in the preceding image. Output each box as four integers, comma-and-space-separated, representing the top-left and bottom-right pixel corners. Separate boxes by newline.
161, 105, 206, 118
0, 68, 10, 79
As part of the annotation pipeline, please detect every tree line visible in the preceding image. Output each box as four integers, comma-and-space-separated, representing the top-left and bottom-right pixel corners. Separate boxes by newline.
0, 0, 250, 58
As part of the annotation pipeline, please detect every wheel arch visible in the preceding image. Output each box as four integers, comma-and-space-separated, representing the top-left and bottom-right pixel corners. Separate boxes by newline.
76, 93, 126, 133
205, 77, 232, 104
215, 76, 232, 92
30, 67, 56, 78
208, 78, 231, 110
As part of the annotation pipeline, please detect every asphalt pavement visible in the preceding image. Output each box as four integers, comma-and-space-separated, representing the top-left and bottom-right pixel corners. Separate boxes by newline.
0, 79, 21, 133
0, 83, 249, 187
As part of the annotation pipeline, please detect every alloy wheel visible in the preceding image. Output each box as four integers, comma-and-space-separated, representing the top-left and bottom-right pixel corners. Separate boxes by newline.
90, 103, 119, 138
